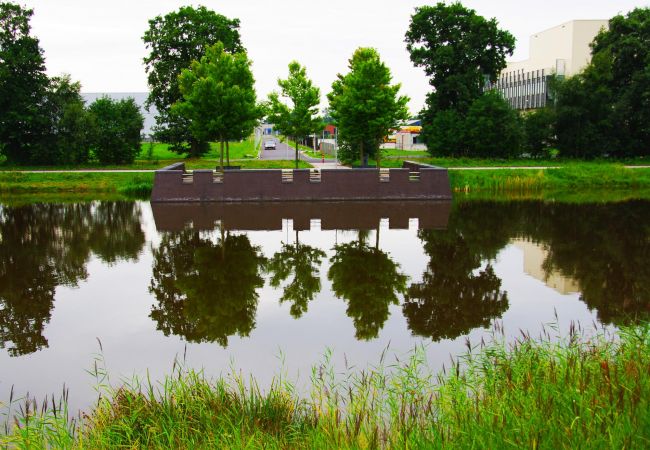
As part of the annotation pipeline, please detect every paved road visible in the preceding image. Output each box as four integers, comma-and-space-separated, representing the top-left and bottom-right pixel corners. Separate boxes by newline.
259, 137, 320, 163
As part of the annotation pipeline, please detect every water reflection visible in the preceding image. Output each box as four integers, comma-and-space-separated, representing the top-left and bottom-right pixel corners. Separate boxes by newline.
0, 198, 647, 360
403, 229, 509, 341
328, 230, 408, 340
268, 231, 326, 318
149, 229, 266, 346
0, 202, 144, 356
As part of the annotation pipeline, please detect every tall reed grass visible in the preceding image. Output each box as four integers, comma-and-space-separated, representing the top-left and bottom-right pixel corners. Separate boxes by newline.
2, 323, 649, 448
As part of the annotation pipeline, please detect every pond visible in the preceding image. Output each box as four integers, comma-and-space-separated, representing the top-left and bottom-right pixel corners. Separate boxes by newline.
0, 198, 648, 413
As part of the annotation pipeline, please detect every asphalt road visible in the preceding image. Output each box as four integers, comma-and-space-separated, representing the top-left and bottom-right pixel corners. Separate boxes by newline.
259, 137, 320, 162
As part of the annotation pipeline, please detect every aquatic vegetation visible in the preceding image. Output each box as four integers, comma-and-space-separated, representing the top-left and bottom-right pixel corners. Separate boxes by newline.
2, 323, 649, 448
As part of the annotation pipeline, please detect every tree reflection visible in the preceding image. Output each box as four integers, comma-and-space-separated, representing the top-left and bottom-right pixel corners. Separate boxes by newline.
0, 202, 144, 356
328, 230, 407, 340
268, 231, 325, 318
524, 201, 650, 325
403, 230, 509, 341
149, 229, 267, 346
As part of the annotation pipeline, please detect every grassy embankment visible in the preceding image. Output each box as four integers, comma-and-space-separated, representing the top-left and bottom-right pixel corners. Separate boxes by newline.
2, 324, 649, 448
0, 141, 310, 198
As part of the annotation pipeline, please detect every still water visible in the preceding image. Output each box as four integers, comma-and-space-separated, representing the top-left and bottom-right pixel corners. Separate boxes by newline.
0, 199, 648, 412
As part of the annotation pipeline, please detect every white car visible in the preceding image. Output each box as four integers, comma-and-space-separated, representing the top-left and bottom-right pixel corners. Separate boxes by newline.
264, 140, 276, 150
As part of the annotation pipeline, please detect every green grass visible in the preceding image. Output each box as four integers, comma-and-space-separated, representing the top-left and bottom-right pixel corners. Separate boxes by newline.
2, 324, 649, 448
139, 139, 259, 161
449, 164, 650, 193
0, 161, 313, 197
0, 172, 155, 197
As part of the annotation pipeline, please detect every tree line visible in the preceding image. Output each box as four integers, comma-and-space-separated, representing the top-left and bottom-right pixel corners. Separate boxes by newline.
408, 3, 650, 159
0, 3, 144, 166
2, 2, 649, 167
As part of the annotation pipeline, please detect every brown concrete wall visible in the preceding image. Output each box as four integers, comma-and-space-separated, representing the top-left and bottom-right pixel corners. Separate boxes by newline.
151, 162, 452, 202
151, 200, 452, 232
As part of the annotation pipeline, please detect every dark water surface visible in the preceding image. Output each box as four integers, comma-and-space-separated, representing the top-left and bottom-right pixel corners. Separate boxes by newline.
0, 199, 648, 412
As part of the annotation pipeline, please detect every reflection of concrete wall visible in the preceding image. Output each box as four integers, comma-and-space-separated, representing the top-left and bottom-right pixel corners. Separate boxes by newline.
151, 200, 451, 232
513, 239, 580, 295
151, 161, 452, 203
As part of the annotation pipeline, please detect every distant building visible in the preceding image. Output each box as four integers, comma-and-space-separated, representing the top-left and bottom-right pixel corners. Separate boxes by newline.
488, 20, 608, 110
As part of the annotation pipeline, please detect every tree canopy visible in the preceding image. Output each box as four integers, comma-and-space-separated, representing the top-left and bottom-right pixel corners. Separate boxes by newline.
142, 6, 244, 156
553, 7, 650, 158
405, 2, 515, 113
88, 97, 144, 165
173, 42, 260, 169
327, 47, 409, 167
267, 61, 322, 168
0, 2, 49, 165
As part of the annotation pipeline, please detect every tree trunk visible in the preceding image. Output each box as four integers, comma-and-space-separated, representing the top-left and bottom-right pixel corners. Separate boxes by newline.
376, 141, 381, 168
359, 141, 365, 168
295, 138, 299, 169
219, 140, 224, 170
226, 141, 230, 166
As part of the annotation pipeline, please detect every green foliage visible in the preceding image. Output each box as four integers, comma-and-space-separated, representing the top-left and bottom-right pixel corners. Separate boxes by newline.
267, 61, 321, 168
173, 42, 260, 168
88, 97, 144, 165
522, 107, 556, 157
591, 7, 650, 156
406, 2, 515, 115
554, 7, 650, 158
465, 91, 523, 158
39, 75, 93, 165
0, 2, 49, 165
328, 47, 409, 167
425, 92, 522, 158
142, 5, 244, 156
424, 108, 466, 156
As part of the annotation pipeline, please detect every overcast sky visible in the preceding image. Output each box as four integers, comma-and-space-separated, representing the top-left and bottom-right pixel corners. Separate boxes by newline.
21, 0, 648, 112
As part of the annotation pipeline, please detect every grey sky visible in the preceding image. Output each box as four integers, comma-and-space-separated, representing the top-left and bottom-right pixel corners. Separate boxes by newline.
21, 0, 648, 112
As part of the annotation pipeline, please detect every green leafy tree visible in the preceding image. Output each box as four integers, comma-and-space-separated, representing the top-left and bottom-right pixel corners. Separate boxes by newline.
465, 91, 523, 158
522, 107, 556, 158
268, 231, 326, 318
328, 47, 409, 167
405, 2, 515, 154
328, 231, 407, 340
0, 2, 49, 165
88, 97, 144, 165
38, 75, 93, 165
267, 61, 322, 168
553, 59, 618, 158
406, 2, 514, 113
591, 8, 650, 157
173, 42, 260, 169
142, 6, 244, 157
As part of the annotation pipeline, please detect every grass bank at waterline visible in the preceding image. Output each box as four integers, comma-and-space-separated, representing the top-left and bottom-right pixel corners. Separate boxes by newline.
450, 164, 650, 193
3, 325, 649, 448
0, 172, 155, 198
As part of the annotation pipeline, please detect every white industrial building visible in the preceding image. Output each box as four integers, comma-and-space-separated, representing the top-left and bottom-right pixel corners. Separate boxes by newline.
488, 20, 608, 110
